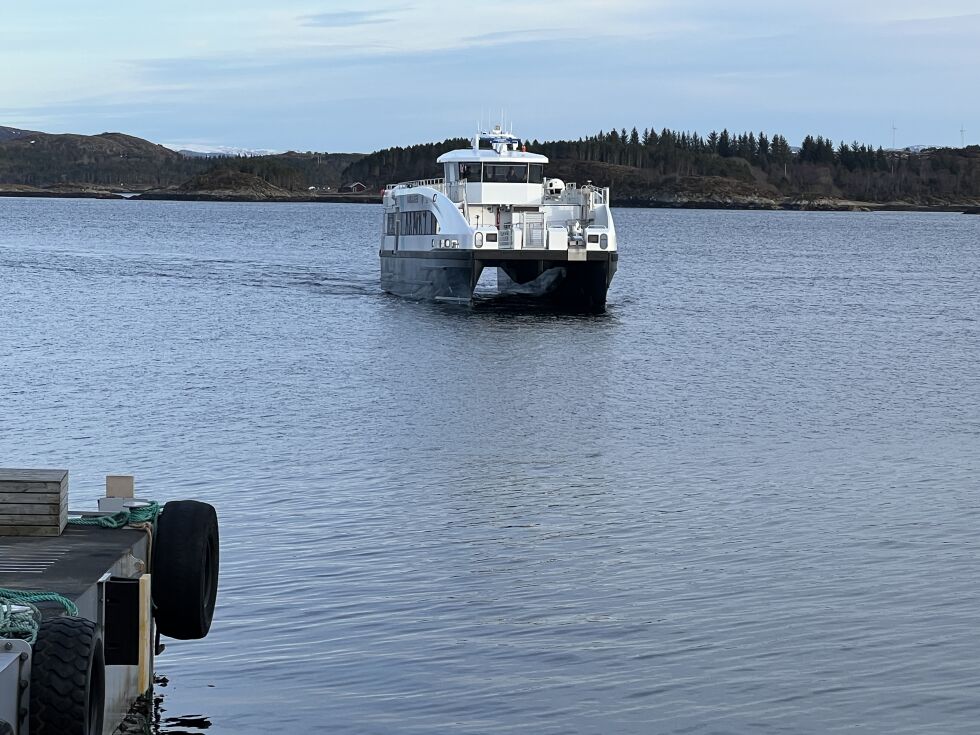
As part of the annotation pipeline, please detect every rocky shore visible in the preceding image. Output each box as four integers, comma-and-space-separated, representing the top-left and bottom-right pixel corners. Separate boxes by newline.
0, 183, 124, 199
609, 175, 980, 211
2, 179, 978, 212
136, 170, 381, 203
617, 196, 979, 212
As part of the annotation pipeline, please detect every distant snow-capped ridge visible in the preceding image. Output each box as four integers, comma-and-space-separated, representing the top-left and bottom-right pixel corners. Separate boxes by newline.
162, 143, 280, 158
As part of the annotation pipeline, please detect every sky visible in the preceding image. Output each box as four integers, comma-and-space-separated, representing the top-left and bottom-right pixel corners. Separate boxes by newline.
2, 0, 978, 153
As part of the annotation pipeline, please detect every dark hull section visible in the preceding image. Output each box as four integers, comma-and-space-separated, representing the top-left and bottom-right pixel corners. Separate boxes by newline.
380, 250, 477, 302
380, 249, 618, 313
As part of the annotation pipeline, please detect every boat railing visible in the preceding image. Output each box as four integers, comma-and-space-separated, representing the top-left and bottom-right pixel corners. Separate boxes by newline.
547, 182, 608, 206
385, 178, 468, 204
386, 177, 446, 192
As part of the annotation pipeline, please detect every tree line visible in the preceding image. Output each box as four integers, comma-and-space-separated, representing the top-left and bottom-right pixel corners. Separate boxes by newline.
3, 128, 979, 203
346, 127, 980, 203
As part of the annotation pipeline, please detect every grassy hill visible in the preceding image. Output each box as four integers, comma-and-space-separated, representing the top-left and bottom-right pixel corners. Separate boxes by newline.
0, 132, 200, 187
0, 126, 37, 142
0, 129, 364, 191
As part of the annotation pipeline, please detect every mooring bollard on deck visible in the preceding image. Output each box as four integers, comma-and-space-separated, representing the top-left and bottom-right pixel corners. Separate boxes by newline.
0, 468, 220, 735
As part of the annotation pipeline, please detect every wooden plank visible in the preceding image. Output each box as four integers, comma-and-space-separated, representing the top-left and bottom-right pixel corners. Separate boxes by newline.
0, 514, 66, 525
0, 469, 68, 483
0, 481, 64, 494
0, 502, 65, 514
138, 575, 152, 693
0, 492, 62, 503
0, 495, 68, 506
0, 493, 68, 505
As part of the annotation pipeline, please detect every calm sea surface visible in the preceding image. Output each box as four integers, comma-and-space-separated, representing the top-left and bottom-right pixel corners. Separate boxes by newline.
1, 198, 978, 734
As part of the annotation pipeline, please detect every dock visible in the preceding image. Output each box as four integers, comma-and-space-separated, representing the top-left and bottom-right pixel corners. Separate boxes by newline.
0, 469, 219, 735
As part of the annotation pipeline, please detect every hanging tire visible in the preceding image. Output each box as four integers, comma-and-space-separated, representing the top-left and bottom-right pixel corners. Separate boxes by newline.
152, 500, 220, 640
29, 616, 105, 735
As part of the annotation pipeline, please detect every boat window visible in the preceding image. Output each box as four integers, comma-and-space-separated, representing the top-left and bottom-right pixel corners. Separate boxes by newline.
386, 213, 398, 235
587, 234, 600, 243
486, 232, 498, 242
529, 164, 544, 184
483, 164, 529, 183
399, 210, 439, 236
458, 163, 477, 181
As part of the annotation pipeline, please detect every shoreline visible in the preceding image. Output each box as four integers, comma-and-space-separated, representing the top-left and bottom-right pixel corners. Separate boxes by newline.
0, 187, 383, 204
1, 187, 978, 212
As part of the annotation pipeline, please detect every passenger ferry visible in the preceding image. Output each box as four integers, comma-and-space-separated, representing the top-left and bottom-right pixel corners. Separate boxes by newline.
380, 126, 618, 312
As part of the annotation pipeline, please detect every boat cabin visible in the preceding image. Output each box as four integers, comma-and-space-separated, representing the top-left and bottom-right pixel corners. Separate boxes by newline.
437, 127, 548, 207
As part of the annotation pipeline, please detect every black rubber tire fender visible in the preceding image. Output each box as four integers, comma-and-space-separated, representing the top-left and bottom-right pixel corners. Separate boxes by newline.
152, 499, 220, 640
29, 616, 105, 735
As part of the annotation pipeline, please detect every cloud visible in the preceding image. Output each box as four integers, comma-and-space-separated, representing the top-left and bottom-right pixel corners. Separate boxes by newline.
464, 29, 553, 45
301, 9, 400, 28
4, 0, 979, 151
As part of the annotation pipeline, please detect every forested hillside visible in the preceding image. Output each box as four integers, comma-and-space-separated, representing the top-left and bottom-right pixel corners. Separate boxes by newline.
3, 125, 979, 206
344, 128, 980, 205
212, 151, 363, 190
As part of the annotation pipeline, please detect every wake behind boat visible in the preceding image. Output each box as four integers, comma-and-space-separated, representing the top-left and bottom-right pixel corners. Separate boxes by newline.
380, 126, 618, 312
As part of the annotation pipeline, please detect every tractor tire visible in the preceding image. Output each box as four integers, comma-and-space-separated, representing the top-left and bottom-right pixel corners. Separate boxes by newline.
29, 616, 105, 735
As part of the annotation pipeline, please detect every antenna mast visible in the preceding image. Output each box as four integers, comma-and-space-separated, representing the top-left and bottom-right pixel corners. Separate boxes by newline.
961, 124, 967, 148
891, 122, 897, 149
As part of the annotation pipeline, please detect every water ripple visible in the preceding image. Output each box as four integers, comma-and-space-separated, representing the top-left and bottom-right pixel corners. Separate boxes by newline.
1, 200, 978, 733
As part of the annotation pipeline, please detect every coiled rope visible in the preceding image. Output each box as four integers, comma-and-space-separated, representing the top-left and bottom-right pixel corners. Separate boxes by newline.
68, 500, 161, 528
0, 588, 79, 644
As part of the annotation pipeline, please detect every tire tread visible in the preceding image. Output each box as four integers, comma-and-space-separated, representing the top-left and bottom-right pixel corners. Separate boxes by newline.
29, 616, 103, 735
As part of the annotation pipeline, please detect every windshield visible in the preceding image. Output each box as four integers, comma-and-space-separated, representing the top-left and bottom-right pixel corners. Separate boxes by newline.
483, 164, 530, 183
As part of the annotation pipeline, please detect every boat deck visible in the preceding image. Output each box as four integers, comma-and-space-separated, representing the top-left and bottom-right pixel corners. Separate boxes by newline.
0, 526, 147, 617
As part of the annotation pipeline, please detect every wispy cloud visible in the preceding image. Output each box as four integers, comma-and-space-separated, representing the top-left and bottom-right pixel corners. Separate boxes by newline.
3, 1, 978, 151
301, 10, 400, 28
464, 29, 553, 45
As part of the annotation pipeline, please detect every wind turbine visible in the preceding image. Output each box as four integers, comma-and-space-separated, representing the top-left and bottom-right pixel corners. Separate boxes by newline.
891, 122, 897, 149
961, 124, 967, 148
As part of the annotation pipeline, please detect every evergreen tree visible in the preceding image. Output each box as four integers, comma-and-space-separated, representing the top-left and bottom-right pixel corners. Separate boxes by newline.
718, 129, 732, 157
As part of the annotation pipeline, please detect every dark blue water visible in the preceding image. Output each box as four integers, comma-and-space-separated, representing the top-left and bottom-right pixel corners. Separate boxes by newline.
1, 198, 978, 733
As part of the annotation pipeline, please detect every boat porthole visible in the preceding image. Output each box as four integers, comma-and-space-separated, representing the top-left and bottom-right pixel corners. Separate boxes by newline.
475, 232, 483, 248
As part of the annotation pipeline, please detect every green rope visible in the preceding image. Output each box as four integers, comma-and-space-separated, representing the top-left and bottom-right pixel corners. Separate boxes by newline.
2, 502, 159, 641
68, 500, 161, 528
0, 589, 79, 644
0, 598, 40, 643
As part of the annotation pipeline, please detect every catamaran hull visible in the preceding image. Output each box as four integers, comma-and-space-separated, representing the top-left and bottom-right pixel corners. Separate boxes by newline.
380, 249, 618, 312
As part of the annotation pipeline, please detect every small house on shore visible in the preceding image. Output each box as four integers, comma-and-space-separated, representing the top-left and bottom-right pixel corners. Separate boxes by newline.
339, 181, 367, 193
